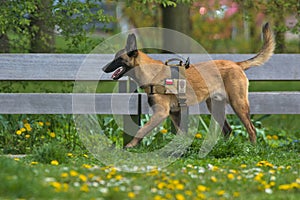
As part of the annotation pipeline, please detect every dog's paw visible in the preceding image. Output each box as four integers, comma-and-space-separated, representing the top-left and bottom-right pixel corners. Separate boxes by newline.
124, 141, 139, 149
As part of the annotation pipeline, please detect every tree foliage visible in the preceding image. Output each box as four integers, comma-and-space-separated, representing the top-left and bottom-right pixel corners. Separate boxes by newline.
0, 0, 113, 53
234, 0, 300, 53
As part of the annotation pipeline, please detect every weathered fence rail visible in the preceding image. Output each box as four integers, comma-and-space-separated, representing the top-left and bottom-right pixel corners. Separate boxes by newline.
0, 54, 299, 115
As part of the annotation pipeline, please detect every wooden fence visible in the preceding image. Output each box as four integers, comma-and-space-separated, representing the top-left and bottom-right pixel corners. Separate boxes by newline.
0, 54, 299, 115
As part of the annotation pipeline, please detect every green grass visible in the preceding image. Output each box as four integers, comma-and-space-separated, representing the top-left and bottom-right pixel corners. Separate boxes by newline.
0, 133, 299, 199
249, 81, 300, 92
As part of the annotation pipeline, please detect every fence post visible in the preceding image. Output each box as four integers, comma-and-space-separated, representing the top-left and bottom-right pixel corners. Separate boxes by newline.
119, 79, 140, 146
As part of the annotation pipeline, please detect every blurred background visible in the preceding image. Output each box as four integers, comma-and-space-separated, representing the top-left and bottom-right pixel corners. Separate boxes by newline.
0, 0, 299, 54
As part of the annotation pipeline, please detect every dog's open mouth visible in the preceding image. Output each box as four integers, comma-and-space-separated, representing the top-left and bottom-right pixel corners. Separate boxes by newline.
111, 67, 124, 80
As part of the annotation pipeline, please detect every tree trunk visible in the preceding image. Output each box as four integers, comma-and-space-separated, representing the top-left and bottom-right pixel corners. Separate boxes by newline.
161, 3, 191, 53
274, 17, 285, 53
29, 0, 55, 53
273, 6, 286, 53
0, 34, 10, 53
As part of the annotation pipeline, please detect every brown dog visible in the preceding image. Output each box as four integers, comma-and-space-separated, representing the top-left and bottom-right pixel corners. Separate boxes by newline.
103, 23, 275, 148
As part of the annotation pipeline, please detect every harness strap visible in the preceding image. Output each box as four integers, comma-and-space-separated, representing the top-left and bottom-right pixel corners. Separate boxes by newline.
170, 66, 179, 79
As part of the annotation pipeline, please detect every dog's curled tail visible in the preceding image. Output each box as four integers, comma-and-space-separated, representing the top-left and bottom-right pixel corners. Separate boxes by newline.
237, 23, 275, 70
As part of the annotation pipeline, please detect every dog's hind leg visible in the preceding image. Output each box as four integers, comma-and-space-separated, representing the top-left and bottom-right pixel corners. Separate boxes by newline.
206, 97, 232, 138
229, 97, 256, 144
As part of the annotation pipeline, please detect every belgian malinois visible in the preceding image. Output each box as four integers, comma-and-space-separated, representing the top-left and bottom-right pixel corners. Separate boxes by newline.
103, 23, 275, 148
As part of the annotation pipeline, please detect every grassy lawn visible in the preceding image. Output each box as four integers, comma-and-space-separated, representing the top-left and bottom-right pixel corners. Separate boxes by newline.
1, 134, 299, 199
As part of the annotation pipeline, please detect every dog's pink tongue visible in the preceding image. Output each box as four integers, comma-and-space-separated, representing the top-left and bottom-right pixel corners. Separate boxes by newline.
112, 68, 122, 79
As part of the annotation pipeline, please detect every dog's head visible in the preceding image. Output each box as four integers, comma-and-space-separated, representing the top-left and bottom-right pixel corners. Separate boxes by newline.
102, 34, 138, 80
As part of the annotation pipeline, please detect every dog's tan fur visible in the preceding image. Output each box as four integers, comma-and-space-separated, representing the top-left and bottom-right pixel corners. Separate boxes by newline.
103, 23, 275, 148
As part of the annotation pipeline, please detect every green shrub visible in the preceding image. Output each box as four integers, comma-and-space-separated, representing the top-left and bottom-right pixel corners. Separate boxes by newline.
32, 142, 68, 164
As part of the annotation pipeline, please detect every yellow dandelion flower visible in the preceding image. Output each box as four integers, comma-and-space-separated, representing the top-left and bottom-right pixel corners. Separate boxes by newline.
165, 193, 172, 199
278, 184, 292, 190
197, 193, 206, 199
286, 166, 292, 170
38, 121, 44, 126
185, 190, 193, 196
61, 172, 69, 178
212, 166, 219, 171
266, 135, 272, 140
197, 185, 208, 192
70, 170, 78, 177
166, 183, 175, 190
25, 134, 30, 139
80, 184, 89, 192
88, 173, 95, 179
265, 162, 274, 168
227, 173, 235, 180
233, 192, 240, 197
106, 174, 112, 179
82, 164, 92, 169
83, 154, 89, 158
67, 153, 73, 157
264, 184, 271, 189
16, 130, 22, 135
14, 158, 20, 161
50, 160, 59, 166
291, 182, 300, 189
147, 168, 159, 176
270, 181, 276, 187
154, 195, 163, 200
217, 190, 226, 196
210, 176, 217, 182
176, 183, 185, 190
51, 181, 61, 192
157, 182, 166, 189
128, 192, 135, 199
24, 123, 32, 132
254, 173, 264, 181
269, 169, 276, 174
49, 132, 56, 138
20, 128, 26, 132
31, 161, 38, 165
272, 135, 278, 140
261, 181, 267, 186
79, 174, 87, 182
115, 175, 123, 181
160, 129, 168, 134
45, 121, 51, 126
175, 194, 185, 200
62, 183, 69, 192
195, 133, 202, 139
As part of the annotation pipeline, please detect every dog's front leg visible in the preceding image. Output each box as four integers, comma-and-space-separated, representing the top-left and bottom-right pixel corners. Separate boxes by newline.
125, 95, 170, 148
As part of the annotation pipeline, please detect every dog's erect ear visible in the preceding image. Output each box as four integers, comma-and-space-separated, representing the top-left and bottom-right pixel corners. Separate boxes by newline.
125, 33, 138, 57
